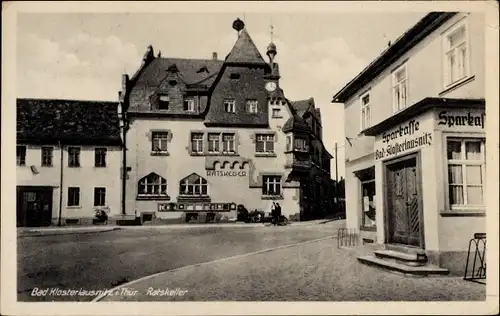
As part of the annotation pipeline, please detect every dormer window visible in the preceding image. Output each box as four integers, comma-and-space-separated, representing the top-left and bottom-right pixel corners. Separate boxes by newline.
183, 97, 195, 112
197, 66, 209, 74
159, 95, 170, 110
169, 80, 177, 86
230, 73, 240, 80
224, 99, 236, 113
246, 99, 258, 113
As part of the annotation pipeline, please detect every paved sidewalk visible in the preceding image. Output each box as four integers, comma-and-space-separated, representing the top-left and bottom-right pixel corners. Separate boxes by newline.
97, 237, 485, 302
18, 219, 342, 237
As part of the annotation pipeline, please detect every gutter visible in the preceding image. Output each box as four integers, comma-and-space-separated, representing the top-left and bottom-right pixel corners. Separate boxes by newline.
57, 141, 63, 226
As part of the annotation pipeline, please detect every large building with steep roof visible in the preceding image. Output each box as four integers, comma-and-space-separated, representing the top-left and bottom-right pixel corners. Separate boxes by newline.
118, 18, 334, 223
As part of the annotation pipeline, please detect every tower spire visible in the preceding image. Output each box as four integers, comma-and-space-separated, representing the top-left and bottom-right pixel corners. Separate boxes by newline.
266, 20, 277, 64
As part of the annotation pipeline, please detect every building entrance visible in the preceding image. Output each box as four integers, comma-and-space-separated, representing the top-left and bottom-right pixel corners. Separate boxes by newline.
17, 186, 53, 227
385, 154, 424, 247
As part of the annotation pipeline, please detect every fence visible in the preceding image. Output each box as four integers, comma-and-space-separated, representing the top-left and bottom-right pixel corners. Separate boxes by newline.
337, 228, 360, 248
464, 233, 486, 282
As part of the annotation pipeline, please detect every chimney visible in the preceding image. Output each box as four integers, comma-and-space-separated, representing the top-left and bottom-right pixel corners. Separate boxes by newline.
212, 52, 218, 60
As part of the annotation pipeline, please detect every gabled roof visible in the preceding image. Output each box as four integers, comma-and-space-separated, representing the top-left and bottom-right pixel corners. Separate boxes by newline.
17, 98, 122, 146
225, 28, 267, 64
291, 98, 314, 117
282, 113, 310, 134
332, 12, 457, 103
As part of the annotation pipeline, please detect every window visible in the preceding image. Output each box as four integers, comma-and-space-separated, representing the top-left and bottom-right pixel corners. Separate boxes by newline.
286, 135, 292, 151
256, 134, 274, 153
68, 147, 81, 167
183, 97, 195, 112
67, 187, 80, 207
224, 99, 236, 113
17, 145, 26, 166
246, 100, 258, 113
392, 64, 408, 112
138, 173, 168, 196
361, 180, 376, 228
152, 132, 169, 153
360, 92, 371, 130
41, 147, 53, 167
446, 138, 485, 208
444, 22, 469, 87
95, 148, 107, 167
294, 138, 309, 152
272, 108, 281, 118
222, 133, 235, 153
159, 95, 170, 110
208, 133, 220, 153
262, 176, 281, 196
94, 187, 106, 206
230, 73, 240, 80
180, 173, 208, 196
191, 133, 204, 153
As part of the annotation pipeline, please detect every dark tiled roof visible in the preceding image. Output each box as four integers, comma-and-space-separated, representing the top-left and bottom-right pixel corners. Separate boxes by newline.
128, 57, 224, 111
225, 29, 267, 64
282, 113, 310, 133
17, 98, 122, 146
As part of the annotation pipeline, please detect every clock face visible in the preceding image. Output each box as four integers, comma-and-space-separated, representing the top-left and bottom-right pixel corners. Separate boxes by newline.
265, 82, 277, 92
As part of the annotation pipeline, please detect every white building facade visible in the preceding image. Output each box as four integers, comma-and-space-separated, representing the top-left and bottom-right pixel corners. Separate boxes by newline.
332, 12, 486, 275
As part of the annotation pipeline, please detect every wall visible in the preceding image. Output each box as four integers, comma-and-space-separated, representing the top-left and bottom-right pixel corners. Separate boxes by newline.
343, 12, 484, 162
17, 144, 122, 224
124, 99, 301, 219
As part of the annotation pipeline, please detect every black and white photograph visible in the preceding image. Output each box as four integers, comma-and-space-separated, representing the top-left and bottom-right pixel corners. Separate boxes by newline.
1, 1, 499, 315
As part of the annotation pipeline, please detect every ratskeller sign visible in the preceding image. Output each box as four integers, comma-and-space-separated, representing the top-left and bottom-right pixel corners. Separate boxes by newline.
375, 119, 432, 160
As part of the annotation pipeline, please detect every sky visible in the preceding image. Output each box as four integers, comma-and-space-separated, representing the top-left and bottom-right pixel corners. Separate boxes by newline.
16, 10, 429, 179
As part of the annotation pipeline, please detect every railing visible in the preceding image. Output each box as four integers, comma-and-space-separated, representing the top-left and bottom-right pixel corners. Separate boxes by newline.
337, 228, 360, 248
464, 233, 486, 282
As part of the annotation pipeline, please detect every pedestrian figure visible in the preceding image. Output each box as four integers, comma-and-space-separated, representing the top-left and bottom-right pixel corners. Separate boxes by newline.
270, 202, 277, 226
275, 203, 282, 225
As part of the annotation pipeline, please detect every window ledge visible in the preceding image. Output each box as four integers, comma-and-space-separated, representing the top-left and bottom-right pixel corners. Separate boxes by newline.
41, 165, 53, 168
68, 166, 81, 168
272, 116, 283, 119
189, 152, 205, 156
255, 152, 277, 157
67, 206, 82, 209
136, 195, 171, 201
261, 195, 284, 200
150, 152, 170, 156
440, 209, 485, 217
206, 152, 239, 156
440, 76, 475, 96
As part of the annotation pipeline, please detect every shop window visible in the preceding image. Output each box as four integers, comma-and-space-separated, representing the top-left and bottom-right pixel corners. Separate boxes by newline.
41, 146, 53, 167
138, 173, 168, 197
222, 133, 236, 154
256, 134, 275, 153
191, 133, 204, 153
246, 99, 258, 113
17, 145, 26, 166
208, 133, 220, 153
262, 175, 282, 196
443, 20, 469, 88
224, 99, 236, 113
67, 187, 80, 207
68, 147, 81, 167
183, 97, 195, 112
152, 132, 169, 153
94, 148, 107, 167
355, 167, 376, 229
179, 173, 208, 196
360, 91, 371, 130
94, 187, 106, 206
446, 138, 485, 208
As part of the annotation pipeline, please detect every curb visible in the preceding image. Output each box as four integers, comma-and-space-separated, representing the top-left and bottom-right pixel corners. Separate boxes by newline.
18, 227, 121, 238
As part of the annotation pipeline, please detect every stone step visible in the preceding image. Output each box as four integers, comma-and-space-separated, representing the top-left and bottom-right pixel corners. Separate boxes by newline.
357, 255, 449, 276
374, 250, 427, 266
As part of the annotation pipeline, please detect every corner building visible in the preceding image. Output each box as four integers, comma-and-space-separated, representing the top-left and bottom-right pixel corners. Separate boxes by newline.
119, 19, 333, 223
333, 12, 486, 275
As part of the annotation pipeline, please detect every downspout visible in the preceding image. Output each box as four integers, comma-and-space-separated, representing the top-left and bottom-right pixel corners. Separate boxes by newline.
121, 125, 127, 216
57, 141, 64, 226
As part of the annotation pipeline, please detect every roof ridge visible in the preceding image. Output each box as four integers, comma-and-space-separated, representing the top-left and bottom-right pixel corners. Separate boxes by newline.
17, 97, 118, 103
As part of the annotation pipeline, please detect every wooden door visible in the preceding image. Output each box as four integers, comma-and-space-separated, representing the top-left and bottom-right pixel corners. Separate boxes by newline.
386, 157, 422, 247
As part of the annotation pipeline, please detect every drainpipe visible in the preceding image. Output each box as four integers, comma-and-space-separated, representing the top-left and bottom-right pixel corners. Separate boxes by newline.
121, 126, 127, 216
57, 141, 64, 226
